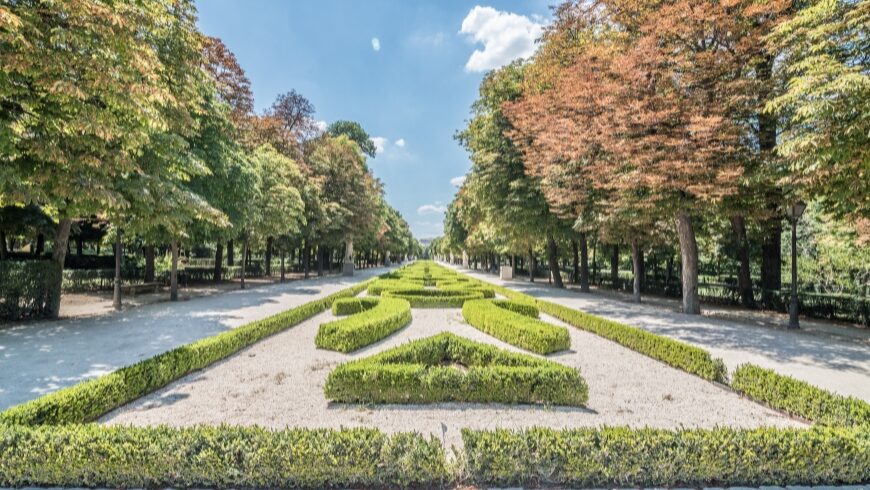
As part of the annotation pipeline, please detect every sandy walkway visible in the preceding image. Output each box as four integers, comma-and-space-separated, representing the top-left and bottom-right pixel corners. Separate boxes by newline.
0, 266, 392, 410
102, 299, 802, 448
450, 266, 870, 402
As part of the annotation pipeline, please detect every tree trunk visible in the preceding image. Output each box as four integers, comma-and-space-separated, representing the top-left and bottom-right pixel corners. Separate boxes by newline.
0, 231, 6, 260
676, 212, 701, 314
227, 239, 234, 266
113, 229, 122, 310
547, 234, 564, 288
240, 236, 248, 289
35, 233, 45, 256
170, 240, 179, 301
761, 218, 782, 305
631, 238, 642, 303
610, 245, 619, 289
757, 54, 781, 307
527, 246, 535, 283
317, 245, 324, 277
572, 240, 580, 284
579, 233, 590, 293
265, 236, 273, 277
303, 241, 310, 279
75, 236, 83, 257
49, 217, 72, 318
143, 246, 155, 283
280, 250, 286, 282
730, 215, 754, 307
213, 242, 223, 282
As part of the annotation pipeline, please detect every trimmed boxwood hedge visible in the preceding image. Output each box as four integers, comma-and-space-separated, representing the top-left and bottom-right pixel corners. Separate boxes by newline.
382, 288, 484, 308
437, 283, 496, 298
461, 426, 870, 488
462, 299, 570, 355
316, 297, 412, 353
331, 297, 380, 315
0, 260, 61, 321
0, 424, 449, 488
367, 279, 424, 296
731, 363, 870, 427
324, 332, 588, 406
0, 281, 372, 426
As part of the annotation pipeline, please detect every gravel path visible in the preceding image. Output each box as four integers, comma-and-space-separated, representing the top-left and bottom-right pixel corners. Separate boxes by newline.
0, 266, 391, 410
102, 298, 802, 448
452, 266, 870, 401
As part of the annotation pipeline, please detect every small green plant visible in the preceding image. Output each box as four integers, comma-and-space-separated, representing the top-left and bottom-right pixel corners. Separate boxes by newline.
324, 332, 588, 406
462, 299, 570, 354
317, 297, 412, 352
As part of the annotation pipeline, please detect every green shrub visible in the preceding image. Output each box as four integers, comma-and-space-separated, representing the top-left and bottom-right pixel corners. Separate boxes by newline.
731, 364, 870, 427
324, 333, 588, 406
316, 297, 412, 353
438, 283, 496, 298
462, 299, 570, 355
331, 297, 380, 315
0, 424, 449, 488
0, 281, 372, 426
491, 299, 538, 318
382, 288, 484, 308
367, 279, 424, 296
0, 261, 61, 321
461, 426, 870, 488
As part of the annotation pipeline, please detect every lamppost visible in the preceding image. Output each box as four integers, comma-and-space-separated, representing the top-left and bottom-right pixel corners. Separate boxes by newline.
786, 201, 807, 329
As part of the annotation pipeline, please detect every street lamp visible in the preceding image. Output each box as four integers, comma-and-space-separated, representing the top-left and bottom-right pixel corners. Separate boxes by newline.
786, 201, 807, 329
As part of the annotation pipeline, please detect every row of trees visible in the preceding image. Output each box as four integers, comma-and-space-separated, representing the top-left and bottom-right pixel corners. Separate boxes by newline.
441, 0, 868, 314
0, 1, 416, 316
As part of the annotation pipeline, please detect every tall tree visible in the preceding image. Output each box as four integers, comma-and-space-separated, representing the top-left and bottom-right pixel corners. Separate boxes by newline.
327, 120, 377, 158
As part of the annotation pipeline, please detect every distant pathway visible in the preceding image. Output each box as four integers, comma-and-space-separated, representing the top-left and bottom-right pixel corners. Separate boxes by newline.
0, 267, 390, 410
452, 265, 870, 401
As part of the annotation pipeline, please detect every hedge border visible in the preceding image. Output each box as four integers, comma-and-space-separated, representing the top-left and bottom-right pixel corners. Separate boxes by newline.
0, 280, 373, 426
324, 332, 588, 406
382, 288, 484, 308
316, 297, 412, 353
462, 299, 570, 355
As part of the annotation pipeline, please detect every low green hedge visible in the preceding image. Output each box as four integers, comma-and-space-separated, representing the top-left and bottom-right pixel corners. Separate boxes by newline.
731, 364, 870, 427
316, 297, 412, 353
331, 297, 380, 315
382, 288, 484, 308
0, 424, 449, 488
461, 426, 870, 488
0, 281, 372, 426
462, 299, 570, 355
325, 332, 588, 406
367, 279, 424, 296
438, 283, 496, 298
491, 299, 539, 318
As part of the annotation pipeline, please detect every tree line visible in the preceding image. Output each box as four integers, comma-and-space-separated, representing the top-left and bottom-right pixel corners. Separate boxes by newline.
0, 1, 417, 317
439, 0, 869, 314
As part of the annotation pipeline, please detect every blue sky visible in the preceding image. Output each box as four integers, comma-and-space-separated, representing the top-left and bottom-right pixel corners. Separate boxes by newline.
196, 1, 553, 239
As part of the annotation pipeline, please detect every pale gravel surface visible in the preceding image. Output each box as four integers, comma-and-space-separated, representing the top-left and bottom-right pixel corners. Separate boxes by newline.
0, 266, 391, 410
102, 298, 802, 448
450, 265, 870, 401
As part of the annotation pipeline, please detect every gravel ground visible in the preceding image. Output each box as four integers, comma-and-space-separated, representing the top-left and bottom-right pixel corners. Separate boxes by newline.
102, 298, 803, 448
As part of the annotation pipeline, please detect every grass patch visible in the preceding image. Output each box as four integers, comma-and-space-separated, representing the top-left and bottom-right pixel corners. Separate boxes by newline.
324, 332, 588, 406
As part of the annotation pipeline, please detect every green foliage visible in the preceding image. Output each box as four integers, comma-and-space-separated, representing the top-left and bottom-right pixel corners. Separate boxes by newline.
0, 281, 372, 426
316, 297, 412, 353
461, 426, 870, 488
324, 333, 588, 406
0, 425, 449, 489
462, 299, 569, 355
367, 279, 424, 296
326, 120, 377, 158
331, 297, 380, 315
731, 364, 870, 427
382, 288, 485, 308
438, 282, 496, 298
0, 261, 61, 321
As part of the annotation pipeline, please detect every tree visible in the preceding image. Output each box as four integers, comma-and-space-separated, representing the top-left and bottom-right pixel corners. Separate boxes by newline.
327, 120, 377, 158
767, 0, 870, 242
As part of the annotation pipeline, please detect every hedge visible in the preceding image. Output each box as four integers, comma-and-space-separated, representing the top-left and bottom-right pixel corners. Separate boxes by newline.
438, 283, 496, 298
324, 332, 588, 406
331, 296, 380, 315
0, 281, 372, 426
462, 299, 570, 355
461, 426, 870, 488
731, 364, 870, 427
367, 279, 424, 296
382, 288, 485, 308
0, 424, 449, 488
316, 297, 412, 353
0, 260, 61, 321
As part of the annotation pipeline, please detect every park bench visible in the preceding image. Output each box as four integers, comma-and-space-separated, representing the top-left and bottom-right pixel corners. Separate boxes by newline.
121, 282, 162, 297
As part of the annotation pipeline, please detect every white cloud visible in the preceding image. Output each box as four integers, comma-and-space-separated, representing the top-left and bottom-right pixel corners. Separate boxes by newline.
450, 175, 466, 187
459, 6, 544, 72
371, 37, 381, 51
395, 138, 406, 148
371, 136, 388, 154
315, 120, 328, 132
417, 203, 447, 215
